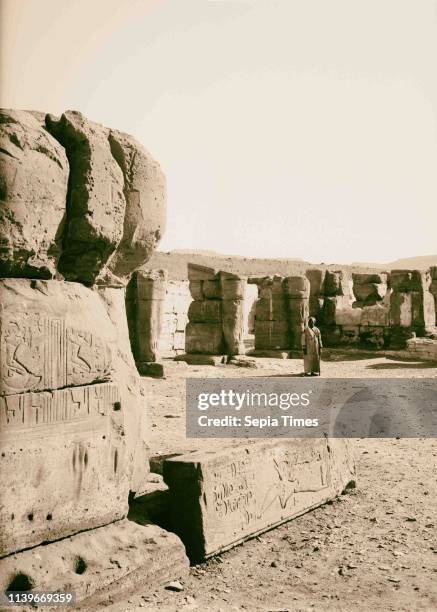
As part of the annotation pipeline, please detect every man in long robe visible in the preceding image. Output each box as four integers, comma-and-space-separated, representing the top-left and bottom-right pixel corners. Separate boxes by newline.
302, 317, 322, 376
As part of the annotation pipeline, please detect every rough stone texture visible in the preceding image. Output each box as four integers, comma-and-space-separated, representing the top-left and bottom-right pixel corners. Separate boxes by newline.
0, 109, 69, 278
0, 520, 189, 608
107, 130, 166, 280
0, 279, 132, 556
406, 337, 437, 361
46, 111, 127, 285
185, 322, 226, 354
352, 272, 388, 306
97, 286, 150, 495
185, 266, 245, 357
389, 269, 436, 347
126, 269, 167, 365
284, 276, 310, 350
163, 439, 355, 562
430, 266, 437, 326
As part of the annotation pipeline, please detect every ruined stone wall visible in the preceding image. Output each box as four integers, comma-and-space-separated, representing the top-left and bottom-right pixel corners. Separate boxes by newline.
0, 109, 166, 557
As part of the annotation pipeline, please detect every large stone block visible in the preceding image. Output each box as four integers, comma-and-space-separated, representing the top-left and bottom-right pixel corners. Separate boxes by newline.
163, 439, 355, 562
0, 109, 69, 279
0, 382, 128, 557
185, 322, 225, 354
126, 270, 167, 363
254, 320, 290, 349
255, 296, 288, 321
188, 300, 222, 323
324, 271, 348, 296
0, 520, 189, 608
0, 279, 149, 556
222, 299, 245, 355
283, 276, 310, 299
305, 269, 326, 296
106, 130, 166, 280
220, 272, 246, 300
46, 111, 126, 285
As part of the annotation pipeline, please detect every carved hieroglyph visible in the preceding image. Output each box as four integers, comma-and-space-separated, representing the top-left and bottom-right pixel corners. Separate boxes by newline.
0, 279, 142, 557
163, 438, 355, 561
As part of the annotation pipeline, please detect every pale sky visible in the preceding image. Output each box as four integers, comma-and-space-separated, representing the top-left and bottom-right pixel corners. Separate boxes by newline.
1, 0, 437, 264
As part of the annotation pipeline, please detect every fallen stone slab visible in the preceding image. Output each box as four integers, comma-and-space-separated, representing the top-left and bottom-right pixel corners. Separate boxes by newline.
136, 361, 165, 378
0, 519, 189, 610
174, 353, 226, 366
163, 438, 356, 562
247, 349, 290, 359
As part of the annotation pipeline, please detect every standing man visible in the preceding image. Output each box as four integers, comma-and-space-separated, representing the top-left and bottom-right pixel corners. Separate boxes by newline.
302, 317, 322, 376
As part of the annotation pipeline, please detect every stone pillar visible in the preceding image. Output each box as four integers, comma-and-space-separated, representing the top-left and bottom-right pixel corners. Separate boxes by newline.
283, 276, 310, 351
429, 267, 437, 326
305, 269, 326, 319
186, 265, 226, 355
220, 271, 246, 356
252, 276, 290, 353
319, 270, 352, 346
126, 269, 167, 376
389, 269, 436, 347
352, 273, 388, 307
184, 265, 246, 358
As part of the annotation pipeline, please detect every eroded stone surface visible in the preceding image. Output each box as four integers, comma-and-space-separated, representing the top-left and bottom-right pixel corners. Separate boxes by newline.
163, 438, 356, 561
0, 109, 69, 279
0, 279, 148, 555
46, 111, 126, 285
0, 520, 189, 609
107, 130, 166, 280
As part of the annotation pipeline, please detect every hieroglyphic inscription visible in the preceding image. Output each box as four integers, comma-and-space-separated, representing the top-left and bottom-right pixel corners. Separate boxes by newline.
209, 446, 329, 532
0, 382, 119, 430
163, 439, 356, 560
1, 311, 112, 395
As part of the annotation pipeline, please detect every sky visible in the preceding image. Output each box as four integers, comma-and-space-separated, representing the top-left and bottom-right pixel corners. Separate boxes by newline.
1, 0, 437, 264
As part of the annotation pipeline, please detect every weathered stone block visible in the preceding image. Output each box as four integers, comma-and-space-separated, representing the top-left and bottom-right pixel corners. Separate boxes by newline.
185, 322, 225, 354
255, 297, 288, 321
188, 263, 217, 281
202, 279, 222, 299
220, 272, 246, 300
222, 299, 245, 355
283, 276, 310, 298
305, 269, 326, 296
163, 439, 355, 562
0, 279, 150, 556
0, 109, 69, 279
189, 280, 204, 300
0, 382, 128, 558
254, 320, 290, 349
46, 111, 126, 285
324, 271, 347, 296
107, 130, 166, 280
188, 300, 222, 323
0, 520, 189, 607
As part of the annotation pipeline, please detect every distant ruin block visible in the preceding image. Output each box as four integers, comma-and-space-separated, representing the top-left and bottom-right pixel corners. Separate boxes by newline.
352, 273, 388, 306
283, 276, 310, 350
185, 322, 225, 354
184, 266, 245, 357
163, 439, 356, 562
254, 320, 290, 350
306, 269, 326, 319
126, 269, 167, 365
389, 270, 435, 332
323, 270, 348, 297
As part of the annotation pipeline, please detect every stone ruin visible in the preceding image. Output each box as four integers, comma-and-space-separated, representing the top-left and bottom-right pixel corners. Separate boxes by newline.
0, 107, 357, 606
0, 109, 189, 604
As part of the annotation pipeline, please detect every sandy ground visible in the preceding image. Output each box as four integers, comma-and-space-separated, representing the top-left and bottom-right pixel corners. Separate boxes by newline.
107, 351, 437, 612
